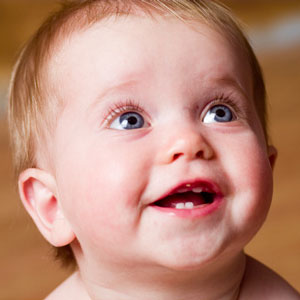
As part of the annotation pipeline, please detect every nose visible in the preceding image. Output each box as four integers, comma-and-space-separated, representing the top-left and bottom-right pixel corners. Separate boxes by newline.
158, 126, 214, 164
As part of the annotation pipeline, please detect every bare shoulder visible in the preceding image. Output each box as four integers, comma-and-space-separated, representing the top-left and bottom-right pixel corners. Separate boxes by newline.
44, 272, 90, 300
239, 255, 300, 300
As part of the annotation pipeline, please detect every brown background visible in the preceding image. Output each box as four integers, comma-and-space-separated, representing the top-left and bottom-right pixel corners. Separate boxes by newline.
0, 1, 300, 299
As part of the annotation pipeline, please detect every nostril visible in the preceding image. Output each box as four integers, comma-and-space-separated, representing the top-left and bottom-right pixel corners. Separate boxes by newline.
196, 150, 203, 158
196, 149, 213, 160
173, 153, 182, 160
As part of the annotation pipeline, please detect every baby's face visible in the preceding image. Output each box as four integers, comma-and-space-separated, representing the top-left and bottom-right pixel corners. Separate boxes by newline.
49, 16, 274, 271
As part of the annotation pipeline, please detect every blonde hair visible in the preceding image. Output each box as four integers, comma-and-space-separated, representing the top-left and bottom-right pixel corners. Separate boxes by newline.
9, 0, 267, 267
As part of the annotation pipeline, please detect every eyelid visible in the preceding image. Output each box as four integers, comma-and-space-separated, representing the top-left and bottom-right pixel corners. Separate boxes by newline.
102, 99, 148, 128
201, 95, 241, 121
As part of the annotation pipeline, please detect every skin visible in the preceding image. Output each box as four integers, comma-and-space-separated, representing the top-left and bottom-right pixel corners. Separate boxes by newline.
18, 15, 300, 300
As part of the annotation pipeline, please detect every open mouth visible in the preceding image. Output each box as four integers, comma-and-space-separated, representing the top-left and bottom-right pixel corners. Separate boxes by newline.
151, 181, 220, 210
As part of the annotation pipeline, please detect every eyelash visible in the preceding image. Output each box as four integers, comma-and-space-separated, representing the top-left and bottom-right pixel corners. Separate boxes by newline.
103, 99, 145, 126
204, 94, 241, 117
102, 94, 241, 126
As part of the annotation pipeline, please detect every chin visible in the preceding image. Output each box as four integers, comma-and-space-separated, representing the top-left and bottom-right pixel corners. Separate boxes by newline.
150, 245, 225, 272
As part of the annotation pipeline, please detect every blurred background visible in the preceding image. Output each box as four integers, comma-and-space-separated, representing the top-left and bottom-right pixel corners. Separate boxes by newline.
0, 0, 299, 299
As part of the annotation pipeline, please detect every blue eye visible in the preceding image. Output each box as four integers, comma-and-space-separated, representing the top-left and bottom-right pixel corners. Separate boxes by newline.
110, 112, 145, 130
203, 105, 235, 123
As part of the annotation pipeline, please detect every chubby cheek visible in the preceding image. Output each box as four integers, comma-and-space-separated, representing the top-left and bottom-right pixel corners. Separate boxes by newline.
222, 132, 273, 237
55, 138, 152, 251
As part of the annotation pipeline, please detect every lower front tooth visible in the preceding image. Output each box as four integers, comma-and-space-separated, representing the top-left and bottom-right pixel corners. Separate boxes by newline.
185, 202, 194, 209
175, 203, 185, 209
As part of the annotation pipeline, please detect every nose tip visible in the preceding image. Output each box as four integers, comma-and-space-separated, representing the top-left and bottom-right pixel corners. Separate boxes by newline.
160, 131, 214, 164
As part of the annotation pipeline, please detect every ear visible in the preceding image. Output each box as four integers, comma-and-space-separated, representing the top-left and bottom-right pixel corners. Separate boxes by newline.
18, 168, 75, 247
267, 145, 277, 170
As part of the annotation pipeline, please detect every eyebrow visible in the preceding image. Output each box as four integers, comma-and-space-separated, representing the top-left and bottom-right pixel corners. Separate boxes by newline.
97, 79, 139, 99
213, 76, 251, 99
87, 73, 251, 117
86, 76, 142, 117
99, 75, 249, 97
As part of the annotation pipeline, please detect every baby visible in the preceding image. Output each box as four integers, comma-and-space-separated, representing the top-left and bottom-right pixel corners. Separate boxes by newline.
8, 0, 300, 299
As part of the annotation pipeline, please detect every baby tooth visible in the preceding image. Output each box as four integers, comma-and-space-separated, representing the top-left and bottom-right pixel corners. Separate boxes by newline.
175, 203, 185, 209
185, 202, 194, 209
192, 187, 203, 193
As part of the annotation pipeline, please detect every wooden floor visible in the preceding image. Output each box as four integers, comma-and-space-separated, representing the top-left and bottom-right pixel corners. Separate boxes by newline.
0, 1, 300, 299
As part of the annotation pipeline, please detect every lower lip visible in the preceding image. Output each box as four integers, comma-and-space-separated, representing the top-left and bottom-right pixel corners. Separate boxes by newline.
150, 196, 223, 218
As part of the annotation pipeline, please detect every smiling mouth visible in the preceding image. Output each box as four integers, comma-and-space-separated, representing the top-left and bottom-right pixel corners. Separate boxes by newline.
151, 181, 220, 210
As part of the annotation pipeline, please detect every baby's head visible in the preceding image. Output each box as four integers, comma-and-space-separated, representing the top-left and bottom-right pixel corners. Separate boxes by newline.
9, 0, 276, 270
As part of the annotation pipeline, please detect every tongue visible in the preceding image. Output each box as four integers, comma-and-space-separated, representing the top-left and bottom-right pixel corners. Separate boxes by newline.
154, 192, 206, 208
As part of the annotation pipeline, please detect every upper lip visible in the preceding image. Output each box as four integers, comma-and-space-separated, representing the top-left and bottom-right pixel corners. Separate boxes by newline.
150, 179, 223, 205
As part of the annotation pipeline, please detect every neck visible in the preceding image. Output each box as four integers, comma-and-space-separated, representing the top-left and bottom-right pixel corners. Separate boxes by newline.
76, 251, 246, 300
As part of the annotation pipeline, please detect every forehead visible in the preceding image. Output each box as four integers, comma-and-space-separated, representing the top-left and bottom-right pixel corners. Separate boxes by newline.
49, 15, 252, 104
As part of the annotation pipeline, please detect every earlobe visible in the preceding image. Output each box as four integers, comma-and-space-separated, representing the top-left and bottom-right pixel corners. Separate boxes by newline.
18, 168, 75, 247
268, 145, 277, 170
